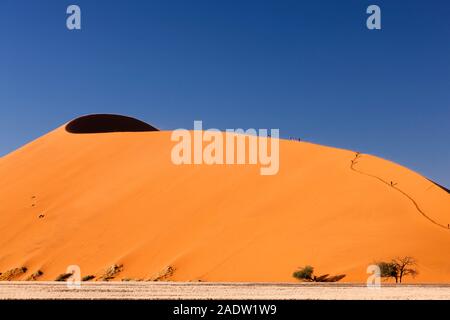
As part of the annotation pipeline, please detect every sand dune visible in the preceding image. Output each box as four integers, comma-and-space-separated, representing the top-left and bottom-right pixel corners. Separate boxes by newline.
0, 115, 449, 282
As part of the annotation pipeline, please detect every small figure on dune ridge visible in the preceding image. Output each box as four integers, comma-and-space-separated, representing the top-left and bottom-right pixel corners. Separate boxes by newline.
38, 214, 45, 219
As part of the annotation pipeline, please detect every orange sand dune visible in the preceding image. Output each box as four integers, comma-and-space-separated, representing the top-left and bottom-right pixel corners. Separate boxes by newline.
0, 115, 449, 282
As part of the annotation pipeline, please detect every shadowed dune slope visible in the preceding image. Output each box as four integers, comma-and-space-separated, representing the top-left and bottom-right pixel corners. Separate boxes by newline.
429, 180, 450, 194
65, 114, 159, 133
0, 117, 449, 282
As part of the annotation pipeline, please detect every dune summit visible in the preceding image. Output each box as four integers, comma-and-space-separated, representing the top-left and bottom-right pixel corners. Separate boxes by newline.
0, 114, 449, 283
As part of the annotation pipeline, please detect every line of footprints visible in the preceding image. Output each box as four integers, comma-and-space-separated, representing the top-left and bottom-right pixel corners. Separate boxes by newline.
31, 195, 45, 219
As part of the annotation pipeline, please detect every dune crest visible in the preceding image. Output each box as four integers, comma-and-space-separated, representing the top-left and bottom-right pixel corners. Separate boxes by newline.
0, 115, 449, 282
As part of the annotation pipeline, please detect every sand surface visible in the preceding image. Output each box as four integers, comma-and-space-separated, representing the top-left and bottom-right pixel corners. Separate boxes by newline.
0, 116, 449, 282
0, 282, 449, 300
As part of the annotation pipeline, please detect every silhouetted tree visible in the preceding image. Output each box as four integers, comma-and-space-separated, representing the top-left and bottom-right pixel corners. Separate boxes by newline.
376, 256, 418, 283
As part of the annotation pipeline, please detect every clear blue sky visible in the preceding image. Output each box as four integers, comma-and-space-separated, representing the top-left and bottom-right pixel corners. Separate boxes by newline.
1, 0, 449, 186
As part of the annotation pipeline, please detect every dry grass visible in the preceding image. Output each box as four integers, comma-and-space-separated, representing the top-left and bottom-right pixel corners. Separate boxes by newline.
96, 264, 123, 281
121, 278, 144, 282
147, 265, 175, 281
0, 267, 27, 281
25, 270, 43, 281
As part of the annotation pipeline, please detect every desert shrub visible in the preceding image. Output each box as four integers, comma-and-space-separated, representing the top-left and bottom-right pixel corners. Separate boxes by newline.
26, 270, 43, 281
82, 275, 95, 282
55, 273, 73, 281
293, 265, 314, 281
293, 265, 346, 282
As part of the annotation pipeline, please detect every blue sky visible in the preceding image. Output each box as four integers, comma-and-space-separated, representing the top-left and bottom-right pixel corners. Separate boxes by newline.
1, 0, 449, 186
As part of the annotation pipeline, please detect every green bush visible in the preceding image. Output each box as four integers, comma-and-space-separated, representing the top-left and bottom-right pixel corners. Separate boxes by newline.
293, 265, 314, 281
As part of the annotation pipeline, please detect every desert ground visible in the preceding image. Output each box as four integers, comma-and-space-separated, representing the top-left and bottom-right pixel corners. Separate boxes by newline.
0, 282, 449, 300
0, 115, 449, 283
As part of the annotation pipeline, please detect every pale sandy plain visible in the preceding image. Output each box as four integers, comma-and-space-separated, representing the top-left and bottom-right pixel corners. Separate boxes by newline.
0, 282, 449, 300
0, 114, 449, 286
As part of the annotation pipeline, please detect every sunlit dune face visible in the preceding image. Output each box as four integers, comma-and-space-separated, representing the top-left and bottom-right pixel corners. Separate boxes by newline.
0, 115, 449, 283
